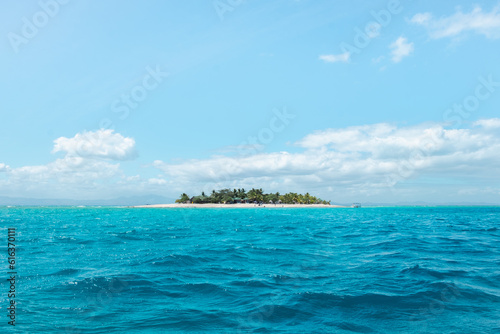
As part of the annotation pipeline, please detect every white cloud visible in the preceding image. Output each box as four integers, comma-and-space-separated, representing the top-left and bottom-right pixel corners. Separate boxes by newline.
53, 129, 137, 160
0, 130, 140, 199
474, 118, 500, 129
411, 6, 500, 39
10, 157, 121, 184
152, 120, 500, 199
319, 52, 350, 63
410, 12, 432, 25
0, 163, 9, 172
148, 178, 167, 185
389, 36, 414, 63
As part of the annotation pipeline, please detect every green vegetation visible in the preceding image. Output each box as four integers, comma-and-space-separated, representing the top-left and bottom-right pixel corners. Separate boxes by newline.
175, 188, 330, 205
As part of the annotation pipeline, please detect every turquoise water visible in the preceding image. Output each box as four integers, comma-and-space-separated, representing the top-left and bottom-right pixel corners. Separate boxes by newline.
1, 207, 499, 333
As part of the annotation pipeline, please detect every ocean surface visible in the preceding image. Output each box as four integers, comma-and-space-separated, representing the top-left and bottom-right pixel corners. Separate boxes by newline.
1, 206, 499, 333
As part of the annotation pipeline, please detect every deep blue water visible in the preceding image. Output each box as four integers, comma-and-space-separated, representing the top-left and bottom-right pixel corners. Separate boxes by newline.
1, 206, 499, 333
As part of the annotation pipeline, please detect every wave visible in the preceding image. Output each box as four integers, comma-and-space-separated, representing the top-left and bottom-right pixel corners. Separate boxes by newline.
148, 254, 211, 267
401, 264, 469, 280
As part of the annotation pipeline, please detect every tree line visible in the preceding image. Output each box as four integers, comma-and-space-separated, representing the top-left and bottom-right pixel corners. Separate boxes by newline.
175, 188, 331, 205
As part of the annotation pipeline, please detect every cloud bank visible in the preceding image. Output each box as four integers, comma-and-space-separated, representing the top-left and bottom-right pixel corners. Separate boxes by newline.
1, 130, 138, 199
153, 119, 500, 199
1, 121, 500, 202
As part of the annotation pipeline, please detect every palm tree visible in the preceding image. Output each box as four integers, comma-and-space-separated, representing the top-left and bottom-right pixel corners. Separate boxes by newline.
304, 192, 311, 204
175, 193, 190, 203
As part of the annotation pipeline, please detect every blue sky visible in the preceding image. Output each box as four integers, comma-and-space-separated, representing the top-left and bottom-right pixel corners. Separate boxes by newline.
1, 0, 500, 203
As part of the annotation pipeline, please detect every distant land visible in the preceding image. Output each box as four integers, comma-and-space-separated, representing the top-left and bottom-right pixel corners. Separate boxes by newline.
174, 189, 332, 205
0, 195, 174, 206
0, 196, 497, 207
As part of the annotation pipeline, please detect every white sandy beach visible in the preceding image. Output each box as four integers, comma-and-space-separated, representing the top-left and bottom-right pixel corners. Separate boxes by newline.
133, 203, 347, 208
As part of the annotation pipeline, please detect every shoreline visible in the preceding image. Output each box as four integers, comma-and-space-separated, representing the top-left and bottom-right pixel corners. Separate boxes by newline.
132, 203, 348, 208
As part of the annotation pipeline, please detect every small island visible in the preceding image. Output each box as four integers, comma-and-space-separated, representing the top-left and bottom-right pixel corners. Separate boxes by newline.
135, 188, 347, 208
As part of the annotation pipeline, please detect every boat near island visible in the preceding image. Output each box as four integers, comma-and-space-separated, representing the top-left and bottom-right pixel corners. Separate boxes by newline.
351, 203, 361, 208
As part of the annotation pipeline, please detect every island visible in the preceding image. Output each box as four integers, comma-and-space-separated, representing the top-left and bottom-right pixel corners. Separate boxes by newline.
134, 188, 347, 208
